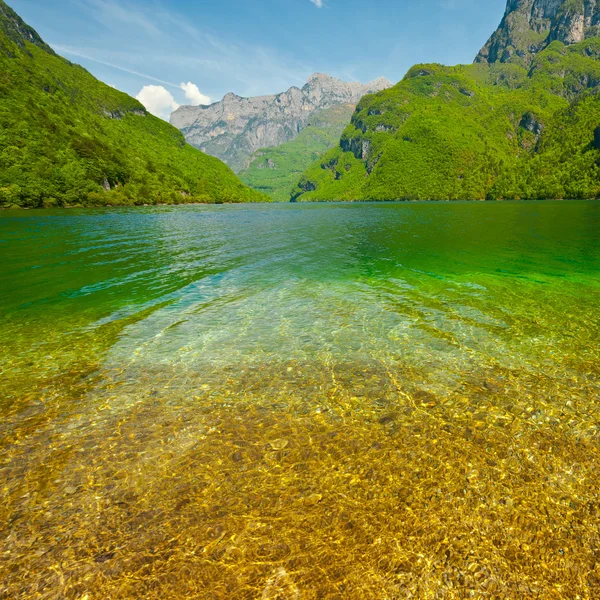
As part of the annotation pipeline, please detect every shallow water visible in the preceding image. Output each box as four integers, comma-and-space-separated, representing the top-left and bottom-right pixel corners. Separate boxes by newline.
1, 201, 600, 598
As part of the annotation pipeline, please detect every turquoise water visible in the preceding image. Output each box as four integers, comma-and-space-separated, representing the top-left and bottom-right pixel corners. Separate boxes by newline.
1, 201, 600, 598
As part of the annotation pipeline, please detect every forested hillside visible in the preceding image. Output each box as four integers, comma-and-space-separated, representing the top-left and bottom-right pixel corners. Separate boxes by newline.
293, 13, 600, 202
0, 0, 267, 208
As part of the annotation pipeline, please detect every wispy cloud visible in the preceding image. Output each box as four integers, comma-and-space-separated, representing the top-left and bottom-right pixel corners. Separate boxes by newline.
80, 0, 160, 35
310, 0, 324, 7
59, 0, 312, 101
154, 9, 309, 94
52, 44, 180, 89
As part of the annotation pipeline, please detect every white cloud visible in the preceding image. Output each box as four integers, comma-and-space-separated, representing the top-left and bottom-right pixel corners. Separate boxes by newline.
310, 0, 324, 7
136, 85, 180, 120
180, 82, 211, 106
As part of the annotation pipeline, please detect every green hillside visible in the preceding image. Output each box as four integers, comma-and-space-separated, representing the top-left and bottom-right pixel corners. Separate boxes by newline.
0, 0, 267, 208
238, 104, 355, 202
293, 39, 600, 202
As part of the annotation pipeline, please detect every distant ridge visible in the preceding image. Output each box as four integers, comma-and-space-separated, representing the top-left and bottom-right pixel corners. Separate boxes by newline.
238, 103, 357, 202
171, 73, 392, 172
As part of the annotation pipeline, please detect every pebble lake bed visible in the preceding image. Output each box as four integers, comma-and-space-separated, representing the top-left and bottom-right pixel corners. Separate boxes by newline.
1, 200, 600, 598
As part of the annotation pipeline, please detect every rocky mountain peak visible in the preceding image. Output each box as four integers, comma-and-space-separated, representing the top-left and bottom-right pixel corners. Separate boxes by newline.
303, 72, 392, 96
475, 0, 600, 65
370, 76, 394, 87
306, 72, 334, 83
171, 73, 392, 172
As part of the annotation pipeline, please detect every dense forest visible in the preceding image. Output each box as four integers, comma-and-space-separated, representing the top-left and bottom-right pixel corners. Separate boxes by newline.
293, 39, 600, 202
0, 0, 267, 208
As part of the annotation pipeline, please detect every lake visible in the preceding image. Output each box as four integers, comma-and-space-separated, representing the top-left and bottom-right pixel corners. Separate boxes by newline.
1, 201, 600, 598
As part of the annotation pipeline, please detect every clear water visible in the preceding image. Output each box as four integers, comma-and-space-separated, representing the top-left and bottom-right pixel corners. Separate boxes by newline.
1, 201, 600, 598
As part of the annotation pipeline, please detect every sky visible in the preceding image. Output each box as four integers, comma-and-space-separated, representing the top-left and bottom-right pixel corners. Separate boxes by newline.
9, 0, 507, 119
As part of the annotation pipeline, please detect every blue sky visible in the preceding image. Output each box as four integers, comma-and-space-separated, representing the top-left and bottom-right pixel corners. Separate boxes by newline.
9, 0, 507, 118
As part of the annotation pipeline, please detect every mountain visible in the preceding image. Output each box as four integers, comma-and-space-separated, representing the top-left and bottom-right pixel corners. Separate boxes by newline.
0, 0, 267, 209
476, 0, 600, 66
237, 104, 356, 202
170, 74, 392, 173
292, 0, 600, 202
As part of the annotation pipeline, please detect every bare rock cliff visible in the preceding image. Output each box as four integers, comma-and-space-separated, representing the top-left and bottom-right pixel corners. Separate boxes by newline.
170, 73, 392, 172
476, 0, 600, 65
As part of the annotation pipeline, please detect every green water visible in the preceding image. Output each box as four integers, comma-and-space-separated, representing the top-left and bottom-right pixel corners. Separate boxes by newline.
1, 201, 600, 598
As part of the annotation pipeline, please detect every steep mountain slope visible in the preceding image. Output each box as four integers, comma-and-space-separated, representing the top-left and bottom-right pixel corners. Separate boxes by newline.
171, 74, 392, 172
293, 0, 600, 202
237, 104, 355, 202
0, 0, 267, 208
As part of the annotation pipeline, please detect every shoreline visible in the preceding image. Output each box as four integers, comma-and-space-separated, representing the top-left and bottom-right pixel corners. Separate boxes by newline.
1, 197, 596, 211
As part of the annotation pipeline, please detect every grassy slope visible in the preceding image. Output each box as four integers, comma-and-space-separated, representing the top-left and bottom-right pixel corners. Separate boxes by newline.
0, 1, 268, 208
237, 104, 355, 202
293, 39, 600, 202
